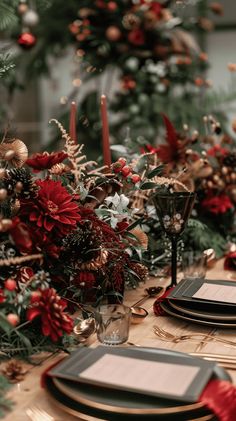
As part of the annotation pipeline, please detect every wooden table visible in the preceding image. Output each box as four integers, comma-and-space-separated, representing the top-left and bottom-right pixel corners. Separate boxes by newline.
3, 260, 236, 420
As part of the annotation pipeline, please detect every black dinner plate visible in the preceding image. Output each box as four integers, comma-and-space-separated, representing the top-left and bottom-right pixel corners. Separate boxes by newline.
45, 347, 230, 420
161, 300, 236, 328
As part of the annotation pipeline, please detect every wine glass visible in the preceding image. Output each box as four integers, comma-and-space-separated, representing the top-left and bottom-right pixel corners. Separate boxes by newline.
153, 191, 196, 288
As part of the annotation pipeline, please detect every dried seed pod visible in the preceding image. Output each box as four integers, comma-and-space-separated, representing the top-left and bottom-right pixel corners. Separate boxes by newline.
0, 139, 28, 168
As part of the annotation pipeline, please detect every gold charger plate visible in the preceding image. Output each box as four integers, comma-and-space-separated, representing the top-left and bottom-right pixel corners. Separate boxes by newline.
169, 300, 236, 321
160, 301, 236, 328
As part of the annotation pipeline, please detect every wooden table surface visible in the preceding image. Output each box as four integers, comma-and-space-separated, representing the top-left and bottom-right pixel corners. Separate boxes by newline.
3, 260, 236, 420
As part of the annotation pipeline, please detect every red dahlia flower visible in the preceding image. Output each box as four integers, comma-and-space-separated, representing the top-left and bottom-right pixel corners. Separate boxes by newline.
20, 179, 81, 237
27, 288, 73, 342
26, 151, 67, 172
201, 192, 233, 215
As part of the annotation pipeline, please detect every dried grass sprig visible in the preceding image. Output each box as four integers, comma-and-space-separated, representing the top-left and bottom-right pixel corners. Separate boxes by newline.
0, 253, 43, 266
49, 119, 97, 187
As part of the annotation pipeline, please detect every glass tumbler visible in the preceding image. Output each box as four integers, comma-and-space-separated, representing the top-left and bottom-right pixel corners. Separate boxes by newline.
96, 304, 131, 345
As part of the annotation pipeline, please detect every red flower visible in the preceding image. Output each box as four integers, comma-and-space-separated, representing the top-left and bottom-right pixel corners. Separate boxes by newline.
19, 179, 81, 237
27, 288, 73, 342
10, 218, 33, 253
128, 29, 145, 46
26, 151, 67, 172
201, 192, 233, 215
10, 216, 61, 257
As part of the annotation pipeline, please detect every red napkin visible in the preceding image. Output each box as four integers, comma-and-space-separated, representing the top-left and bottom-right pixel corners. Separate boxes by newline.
153, 287, 173, 316
153, 289, 236, 420
224, 251, 236, 270
199, 379, 236, 421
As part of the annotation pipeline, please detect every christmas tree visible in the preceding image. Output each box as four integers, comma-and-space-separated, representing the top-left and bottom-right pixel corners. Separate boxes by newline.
0, 0, 234, 149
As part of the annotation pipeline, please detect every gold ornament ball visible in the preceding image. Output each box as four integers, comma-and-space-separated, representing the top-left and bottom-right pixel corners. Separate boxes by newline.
4, 150, 15, 160
1, 219, 13, 231
0, 189, 7, 201
15, 181, 24, 193
0, 168, 6, 178
18, 3, 29, 14
105, 26, 122, 42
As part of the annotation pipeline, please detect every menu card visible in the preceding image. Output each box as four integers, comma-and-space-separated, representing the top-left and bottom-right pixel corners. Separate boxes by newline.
193, 283, 236, 304
168, 278, 236, 308
49, 346, 215, 402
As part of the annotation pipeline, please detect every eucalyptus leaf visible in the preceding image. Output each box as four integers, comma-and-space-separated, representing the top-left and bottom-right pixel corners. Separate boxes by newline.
140, 181, 157, 190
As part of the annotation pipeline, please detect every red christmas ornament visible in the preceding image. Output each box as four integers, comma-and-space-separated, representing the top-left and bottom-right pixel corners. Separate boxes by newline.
17, 32, 36, 49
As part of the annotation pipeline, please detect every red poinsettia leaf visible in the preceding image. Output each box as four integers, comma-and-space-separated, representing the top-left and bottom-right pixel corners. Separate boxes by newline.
161, 113, 178, 149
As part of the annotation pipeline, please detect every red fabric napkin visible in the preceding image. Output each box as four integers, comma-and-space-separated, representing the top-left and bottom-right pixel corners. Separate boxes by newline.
199, 379, 236, 421
153, 287, 173, 316
153, 289, 236, 420
224, 251, 236, 270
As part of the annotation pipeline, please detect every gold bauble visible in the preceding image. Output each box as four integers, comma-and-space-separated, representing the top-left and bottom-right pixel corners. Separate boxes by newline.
105, 26, 122, 42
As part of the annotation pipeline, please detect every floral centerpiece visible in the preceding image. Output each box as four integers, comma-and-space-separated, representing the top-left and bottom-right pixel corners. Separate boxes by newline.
0, 120, 152, 356
139, 114, 236, 259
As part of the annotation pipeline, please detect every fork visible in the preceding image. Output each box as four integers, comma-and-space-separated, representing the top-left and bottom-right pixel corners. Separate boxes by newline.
153, 325, 236, 347
26, 407, 55, 421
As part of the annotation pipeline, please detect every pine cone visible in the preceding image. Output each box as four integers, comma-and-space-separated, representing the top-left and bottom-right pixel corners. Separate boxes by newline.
129, 262, 149, 282
4, 168, 38, 199
222, 153, 236, 168
62, 223, 101, 262
1, 359, 27, 383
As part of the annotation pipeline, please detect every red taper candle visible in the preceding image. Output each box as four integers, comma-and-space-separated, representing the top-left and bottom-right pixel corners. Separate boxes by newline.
100, 94, 112, 167
69, 101, 77, 143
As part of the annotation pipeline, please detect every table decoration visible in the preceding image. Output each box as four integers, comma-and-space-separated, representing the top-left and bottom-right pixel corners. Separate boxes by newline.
0, 116, 162, 357
43, 345, 236, 421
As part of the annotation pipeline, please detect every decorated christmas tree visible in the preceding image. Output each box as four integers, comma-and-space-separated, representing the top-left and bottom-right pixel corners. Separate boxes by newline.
1, 0, 234, 149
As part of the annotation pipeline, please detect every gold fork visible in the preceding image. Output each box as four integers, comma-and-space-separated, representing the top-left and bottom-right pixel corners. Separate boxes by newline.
153, 325, 236, 347
26, 407, 55, 421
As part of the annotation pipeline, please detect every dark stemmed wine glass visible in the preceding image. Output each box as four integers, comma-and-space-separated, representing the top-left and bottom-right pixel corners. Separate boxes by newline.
153, 191, 196, 289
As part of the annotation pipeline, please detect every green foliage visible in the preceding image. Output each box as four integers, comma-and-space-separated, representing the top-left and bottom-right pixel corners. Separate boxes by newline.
182, 219, 227, 258
0, 374, 12, 418
0, 1, 18, 31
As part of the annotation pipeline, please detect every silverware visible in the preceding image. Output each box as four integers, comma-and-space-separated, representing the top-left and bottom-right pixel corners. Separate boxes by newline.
190, 353, 236, 371
73, 317, 96, 342
131, 286, 164, 308
26, 407, 55, 421
153, 325, 236, 348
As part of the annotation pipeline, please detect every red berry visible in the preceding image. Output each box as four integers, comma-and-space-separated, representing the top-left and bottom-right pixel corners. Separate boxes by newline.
117, 157, 127, 167
7, 313, 20, 327
121, 166, 131, 177
112, 163, 122, 173
107, 1, 117, 11
130, 174, 141, 183
4, 278, 17, 291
